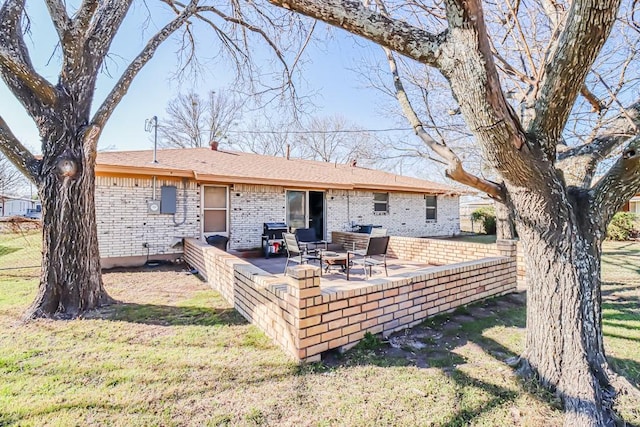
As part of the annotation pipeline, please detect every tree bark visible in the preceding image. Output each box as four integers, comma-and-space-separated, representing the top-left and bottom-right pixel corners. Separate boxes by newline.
494, 200, 515, 240
511, 180, 615, 426
24, 132, 112, 319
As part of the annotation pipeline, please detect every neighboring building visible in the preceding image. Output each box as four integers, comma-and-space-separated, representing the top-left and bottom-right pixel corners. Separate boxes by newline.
95, 147, 461, 267
0, 195, 41, 218
459, 195, 494, 233
622, 195, 640, 214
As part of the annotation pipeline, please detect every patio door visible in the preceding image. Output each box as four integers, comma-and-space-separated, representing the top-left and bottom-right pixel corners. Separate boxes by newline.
286, 190, 325, 240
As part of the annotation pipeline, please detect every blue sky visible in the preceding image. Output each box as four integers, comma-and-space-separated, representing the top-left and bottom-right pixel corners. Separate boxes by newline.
0, 1, 405, 154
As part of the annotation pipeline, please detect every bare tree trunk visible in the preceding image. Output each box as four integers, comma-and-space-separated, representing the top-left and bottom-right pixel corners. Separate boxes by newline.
495, 201, 516, 239
24, 134, 112, 319
513, 187, 615, 426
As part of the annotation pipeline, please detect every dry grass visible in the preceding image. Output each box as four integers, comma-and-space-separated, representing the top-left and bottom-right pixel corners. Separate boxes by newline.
0, 242, 638, 426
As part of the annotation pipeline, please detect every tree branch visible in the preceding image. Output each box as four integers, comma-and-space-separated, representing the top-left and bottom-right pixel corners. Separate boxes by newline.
44, 0, 71, 43
0, 116, 40, 183
268, 0, 444, 66
73, 0, 99, 32
383, 48, 504, 201
556, 100, 640, 187
0, 0, 58, 107
377, 17, 504, 200
527, 0, 622, 157
80, 0, 134, 79
91, 1, 198, 129
590, 136, 640, 230
562, 101, 640, 160
580, 85, 605, 113
195, 5, 294, 94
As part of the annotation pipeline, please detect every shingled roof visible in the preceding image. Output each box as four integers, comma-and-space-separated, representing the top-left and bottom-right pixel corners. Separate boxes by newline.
96, 148, 458, 194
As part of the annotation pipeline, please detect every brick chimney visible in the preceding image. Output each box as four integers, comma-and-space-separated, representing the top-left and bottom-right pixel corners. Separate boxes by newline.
210, 140, 219, 151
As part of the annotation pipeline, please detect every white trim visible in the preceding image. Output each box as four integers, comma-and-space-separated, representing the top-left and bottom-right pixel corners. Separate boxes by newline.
201, 185, 229, 238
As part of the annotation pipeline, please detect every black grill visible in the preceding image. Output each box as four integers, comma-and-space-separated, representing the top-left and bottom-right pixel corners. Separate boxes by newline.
262, 222, 288, 258
262, 222, 288, 240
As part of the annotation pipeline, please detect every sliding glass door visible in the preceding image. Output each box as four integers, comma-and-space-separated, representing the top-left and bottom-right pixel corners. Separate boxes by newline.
286, 190, 325, 240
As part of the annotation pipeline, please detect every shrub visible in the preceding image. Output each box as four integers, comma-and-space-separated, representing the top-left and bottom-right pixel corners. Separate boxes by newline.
471, 206, 497, 235
607, 212, 639, 241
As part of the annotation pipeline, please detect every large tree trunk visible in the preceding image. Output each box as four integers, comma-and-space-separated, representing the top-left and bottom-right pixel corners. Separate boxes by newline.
512, 185, 615, 426
24, 133, 112, 319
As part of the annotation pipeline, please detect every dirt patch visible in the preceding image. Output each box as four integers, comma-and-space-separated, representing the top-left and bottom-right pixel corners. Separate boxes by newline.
0, 216, 42, 233
328, 291, 527, 369
101, 262, 205, 305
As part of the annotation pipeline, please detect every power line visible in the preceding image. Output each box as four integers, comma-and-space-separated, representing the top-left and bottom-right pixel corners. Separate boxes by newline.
222, 127, 413, 135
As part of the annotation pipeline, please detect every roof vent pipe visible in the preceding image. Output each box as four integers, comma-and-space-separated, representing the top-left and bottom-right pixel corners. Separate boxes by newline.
144, 116, 159, 163
286, 144, 290, 160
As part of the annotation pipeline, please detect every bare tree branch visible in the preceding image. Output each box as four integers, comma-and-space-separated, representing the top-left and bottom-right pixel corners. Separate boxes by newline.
0, 116, 39, 183
91, 1, 198, 130
0, 153, 28, 195
73, 0, 99, 32
527, 0, 621, 156
268, 0, 444, 66
559, 101, 640, 160
197, 5, 295, 90
556, 100, 640, 187
81, 0, 134, 79
44, 0, 71, 43
590, 136, 640, 230
580, 85, 604, 113
384, 45, 504, 200
0, 0, 58, 107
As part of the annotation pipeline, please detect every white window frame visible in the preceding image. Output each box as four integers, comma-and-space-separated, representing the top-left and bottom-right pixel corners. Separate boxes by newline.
201, 185, 230, 237
373, 192, 389, 214
426, 195, 437, 221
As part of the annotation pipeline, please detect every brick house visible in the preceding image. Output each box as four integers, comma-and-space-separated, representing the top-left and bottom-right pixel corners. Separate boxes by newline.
95, 147, 461, 268
622, 194, 640, 214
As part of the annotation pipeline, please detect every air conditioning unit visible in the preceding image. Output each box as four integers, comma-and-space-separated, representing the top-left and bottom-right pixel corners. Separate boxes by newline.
147, 200, 161, 214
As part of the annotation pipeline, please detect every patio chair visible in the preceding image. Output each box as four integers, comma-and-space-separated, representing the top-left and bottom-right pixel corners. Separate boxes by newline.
283, 232, 322, 275
370, 228, 387, 237
347, 235, 390, 280
294, 228, 326, 253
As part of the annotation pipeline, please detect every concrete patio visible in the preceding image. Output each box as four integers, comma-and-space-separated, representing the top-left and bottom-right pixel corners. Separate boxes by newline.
247, 254, 435, 293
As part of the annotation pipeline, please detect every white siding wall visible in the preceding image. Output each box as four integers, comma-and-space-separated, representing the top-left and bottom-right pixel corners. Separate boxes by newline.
4, 200, 30, 216
95, 176, 200, 258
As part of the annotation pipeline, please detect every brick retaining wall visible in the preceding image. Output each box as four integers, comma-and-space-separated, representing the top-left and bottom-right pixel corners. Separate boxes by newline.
184, 236, 518, 361
332, 232, 500, 264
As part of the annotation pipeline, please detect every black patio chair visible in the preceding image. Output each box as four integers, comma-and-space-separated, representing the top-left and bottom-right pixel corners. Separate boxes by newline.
283, 232, 322, 275
294, 228, 326, 254
347, 235, 390, 280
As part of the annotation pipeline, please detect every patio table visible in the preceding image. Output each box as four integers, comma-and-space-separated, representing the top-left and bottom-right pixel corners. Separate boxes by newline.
320, 251, 348, 273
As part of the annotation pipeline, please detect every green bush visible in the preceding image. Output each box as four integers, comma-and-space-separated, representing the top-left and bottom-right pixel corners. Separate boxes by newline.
607, 212, 639, 241
471, 206, 497, 235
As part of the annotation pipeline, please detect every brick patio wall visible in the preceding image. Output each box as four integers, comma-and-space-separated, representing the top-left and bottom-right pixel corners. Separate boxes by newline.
516, 242, 526, 287
332, 232, 527, 287
331, 232, 499, 263
184, 237, 518, 362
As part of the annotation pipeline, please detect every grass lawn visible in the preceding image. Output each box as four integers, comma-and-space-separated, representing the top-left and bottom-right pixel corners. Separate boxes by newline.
0, 230, 41, 274
438, 234, 498, 244
0, 241, 638, 426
